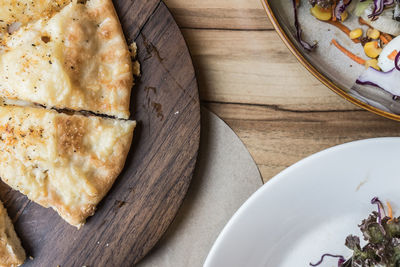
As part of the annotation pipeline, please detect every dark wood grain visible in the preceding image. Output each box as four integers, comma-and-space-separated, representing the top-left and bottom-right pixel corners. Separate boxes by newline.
0, 0, 200, 266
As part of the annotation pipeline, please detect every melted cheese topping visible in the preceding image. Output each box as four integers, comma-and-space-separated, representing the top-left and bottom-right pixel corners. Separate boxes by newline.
0, 0, 133, 119
0, 105, 135, 227
0, 0, 71, 38
0, 201, 25, 267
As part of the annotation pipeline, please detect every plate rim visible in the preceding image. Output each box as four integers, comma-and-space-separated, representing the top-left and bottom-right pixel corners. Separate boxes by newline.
204, 137, 400, 266
261, 0, 400, 122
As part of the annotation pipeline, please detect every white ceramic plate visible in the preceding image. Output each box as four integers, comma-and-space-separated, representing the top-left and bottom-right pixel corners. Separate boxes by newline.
204, 138, 400, 267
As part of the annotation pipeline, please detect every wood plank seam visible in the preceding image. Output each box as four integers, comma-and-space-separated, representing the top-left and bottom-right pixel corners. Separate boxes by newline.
201, 101, 362, 113
133, 0, 162, 41
180, 27, 275, 32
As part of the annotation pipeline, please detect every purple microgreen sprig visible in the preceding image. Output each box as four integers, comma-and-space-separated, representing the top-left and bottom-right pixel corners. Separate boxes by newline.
338, 257, 347, 266
371, 197, 388, 235
310, 253, 346, 266
311, 197, 399, 267
371, 197, 386, 224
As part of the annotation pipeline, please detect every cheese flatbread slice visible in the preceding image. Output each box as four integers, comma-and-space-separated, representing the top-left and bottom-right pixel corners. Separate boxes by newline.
0, 201, 25, 267
0, 0, 72, 38
0, 105, 135, 228
0, 0, 133, 119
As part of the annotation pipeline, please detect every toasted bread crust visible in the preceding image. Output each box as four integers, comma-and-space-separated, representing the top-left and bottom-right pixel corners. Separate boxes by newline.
0, 201, 25, 267
0, 0, 133, 119
0, 105, 135, 228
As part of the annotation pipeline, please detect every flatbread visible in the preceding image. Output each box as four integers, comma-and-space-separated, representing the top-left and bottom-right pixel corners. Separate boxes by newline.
0, 0, 72, 38
0, 201, 25, 267
0, 104, 135, 228
0, 0, 133, 119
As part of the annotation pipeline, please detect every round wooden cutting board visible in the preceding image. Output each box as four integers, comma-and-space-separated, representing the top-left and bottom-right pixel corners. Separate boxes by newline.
0, 1, 200, 266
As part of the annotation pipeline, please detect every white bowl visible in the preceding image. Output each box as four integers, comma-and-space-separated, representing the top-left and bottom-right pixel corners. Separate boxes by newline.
205, 138, 400, 267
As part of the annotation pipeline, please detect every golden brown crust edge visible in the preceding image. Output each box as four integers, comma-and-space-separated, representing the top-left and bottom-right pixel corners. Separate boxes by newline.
0, 0, 134, 119
88, 0, 134, 119
0, 202, 26, 267
36, 0, 135, 225
0, 0, 136, 228
53, 120, 136, 228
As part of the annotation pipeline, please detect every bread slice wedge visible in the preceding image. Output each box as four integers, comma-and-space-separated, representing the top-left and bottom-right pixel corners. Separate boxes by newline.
0, 0, 72, 38
0, 201, 25, 267
0, 0, 133, 119
0, 104, 135, 228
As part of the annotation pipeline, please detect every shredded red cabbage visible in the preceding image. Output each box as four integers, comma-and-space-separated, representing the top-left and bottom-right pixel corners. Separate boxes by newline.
334, 0, 353, 20
362, 0, 395, 19
395, 50, 400, 71
292, 0, 317, 51
356, 67, 400, 98
309, 254, 346, 266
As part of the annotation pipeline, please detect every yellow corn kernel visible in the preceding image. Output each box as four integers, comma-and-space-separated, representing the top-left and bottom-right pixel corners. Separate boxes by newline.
310, 5, 332, 21
365, 59, 381, 70
364, 41, 382, 58
349, 28, 363, 39
341, 11, 349, 22
367, 28, 380, 39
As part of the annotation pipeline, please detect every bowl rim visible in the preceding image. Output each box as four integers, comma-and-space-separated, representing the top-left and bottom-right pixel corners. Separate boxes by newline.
261, 0, 400, 122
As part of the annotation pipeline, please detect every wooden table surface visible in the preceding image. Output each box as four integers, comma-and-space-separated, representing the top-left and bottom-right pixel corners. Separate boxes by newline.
164, 0, 400, 183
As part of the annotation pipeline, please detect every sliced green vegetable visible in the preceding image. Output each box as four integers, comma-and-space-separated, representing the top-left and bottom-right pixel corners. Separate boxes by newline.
354, 0, 373, 17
